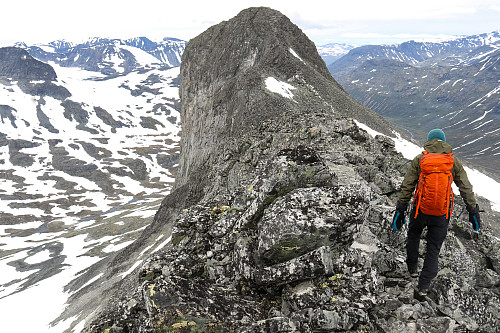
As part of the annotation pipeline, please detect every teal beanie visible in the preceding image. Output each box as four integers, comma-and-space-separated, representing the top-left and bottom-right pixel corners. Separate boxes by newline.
427, 129, 446, 142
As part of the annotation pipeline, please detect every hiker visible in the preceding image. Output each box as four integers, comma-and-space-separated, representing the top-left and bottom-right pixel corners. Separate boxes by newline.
391, 129, 481, 300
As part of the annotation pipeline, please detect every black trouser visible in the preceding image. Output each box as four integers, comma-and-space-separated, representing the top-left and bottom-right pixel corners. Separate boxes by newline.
406, 208, 449, 290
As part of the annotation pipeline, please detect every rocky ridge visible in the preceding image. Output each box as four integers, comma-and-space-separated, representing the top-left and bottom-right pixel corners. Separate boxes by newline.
81, 7, 500, 333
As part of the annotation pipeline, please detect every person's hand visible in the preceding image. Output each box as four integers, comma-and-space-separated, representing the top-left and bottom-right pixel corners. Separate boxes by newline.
467, 204, 481, 231
392, 201, 407, 231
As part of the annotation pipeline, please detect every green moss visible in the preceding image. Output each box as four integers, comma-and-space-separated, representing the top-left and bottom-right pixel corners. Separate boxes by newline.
301, 165, 317, 179
140, 271, 157, 281
210, 206, 230, 219
244, 187, 294, 230
171, 321, 196, 330
329, 273, 342, 281
317, 273, 344, 292
228, 207, 240, 214
172, 232, 187, 245
319, 282, 329, 289
262, 233, 332, 266
262, 237, 304, 265
155, 312, 222, 332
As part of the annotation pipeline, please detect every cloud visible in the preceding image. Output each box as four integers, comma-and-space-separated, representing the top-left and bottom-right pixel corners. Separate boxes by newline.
1, 0, 499, 45
284, 0, 481, 24
341, 32, 459, 43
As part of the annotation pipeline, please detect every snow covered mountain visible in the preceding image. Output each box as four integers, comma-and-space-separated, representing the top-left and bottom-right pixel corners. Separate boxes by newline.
329, 30, 500, 175
17, 37, 186, 75
330, 31, 500, 69
0, 44, 183, 332
316, 42, 357, 65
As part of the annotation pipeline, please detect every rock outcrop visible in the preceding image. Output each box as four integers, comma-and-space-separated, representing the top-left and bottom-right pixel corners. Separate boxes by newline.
0, 47, 57, 80
83, 7, 500, 333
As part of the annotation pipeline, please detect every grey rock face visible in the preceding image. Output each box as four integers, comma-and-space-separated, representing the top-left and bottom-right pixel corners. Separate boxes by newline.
17, 80, 71, 99
0, 104, 17, 127
83, 7, 500, 333
0, 47, 57, 80
8, 139, 39, 167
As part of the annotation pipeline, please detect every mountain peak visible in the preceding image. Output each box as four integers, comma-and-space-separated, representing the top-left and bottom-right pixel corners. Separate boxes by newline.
125, 36, 157, 51
81, 7, 436, 332
47, 39, 75, 51
183, 7, 332, 82
74, 8, 500, 333
176, 6, 393, 188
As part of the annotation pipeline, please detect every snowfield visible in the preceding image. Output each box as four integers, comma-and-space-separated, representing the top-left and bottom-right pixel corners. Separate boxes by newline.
0, 57, 181, 332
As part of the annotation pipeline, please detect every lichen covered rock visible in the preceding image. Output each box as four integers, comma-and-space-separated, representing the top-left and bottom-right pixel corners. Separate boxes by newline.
84, 7, 500, 333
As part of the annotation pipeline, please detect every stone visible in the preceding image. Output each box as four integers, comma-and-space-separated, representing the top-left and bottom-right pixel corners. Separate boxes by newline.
0, 47, 57, 80
81, 7, 500, 333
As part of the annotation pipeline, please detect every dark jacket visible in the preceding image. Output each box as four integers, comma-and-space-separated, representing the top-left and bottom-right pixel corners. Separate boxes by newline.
398, 139, 477, 210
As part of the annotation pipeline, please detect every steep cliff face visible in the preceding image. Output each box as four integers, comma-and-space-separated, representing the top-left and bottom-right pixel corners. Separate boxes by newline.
83, 7, 500, 333
175, 7, 394, 190
0, 47, 56, 80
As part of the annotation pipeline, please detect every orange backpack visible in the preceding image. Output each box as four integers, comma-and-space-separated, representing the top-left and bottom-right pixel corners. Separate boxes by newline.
413, 151, 454, 219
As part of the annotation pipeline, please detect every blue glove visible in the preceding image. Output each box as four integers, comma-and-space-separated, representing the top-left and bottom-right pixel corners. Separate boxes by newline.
392, 201, 407, 231
467, 204, 481, 231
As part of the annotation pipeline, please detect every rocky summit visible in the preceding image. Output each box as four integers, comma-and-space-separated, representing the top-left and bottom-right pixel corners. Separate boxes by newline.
82, 7, 500, 333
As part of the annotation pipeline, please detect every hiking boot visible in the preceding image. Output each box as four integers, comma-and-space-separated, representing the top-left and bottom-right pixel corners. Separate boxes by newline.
414, 288, 429, 302
408, 266, 418, 278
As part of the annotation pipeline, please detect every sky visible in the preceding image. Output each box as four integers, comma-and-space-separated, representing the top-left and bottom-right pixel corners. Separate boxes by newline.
1, 0, 500, 46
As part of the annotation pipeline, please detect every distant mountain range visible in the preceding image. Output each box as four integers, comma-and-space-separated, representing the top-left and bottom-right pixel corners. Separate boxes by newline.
316, 42, 357, 65
15, 37, 186, 75
328, 31, 500, 175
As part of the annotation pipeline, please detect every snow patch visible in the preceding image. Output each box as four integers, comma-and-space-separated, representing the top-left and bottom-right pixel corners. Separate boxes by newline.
25, 250, 52, 265
153, 235, 172, 253
102, 240, 134, 253
464, 167, 500, 211
265, 77, 295, 99
120, 259, 144, 279
119, 44, 161, 67
470, 110, 492, 124
0, 234, 101, 333
289, 48, 305, 64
